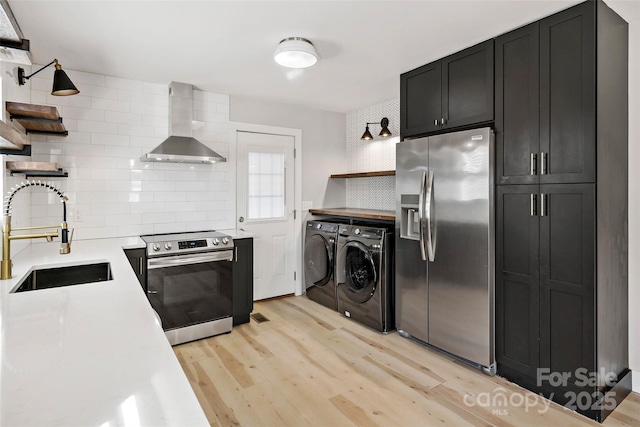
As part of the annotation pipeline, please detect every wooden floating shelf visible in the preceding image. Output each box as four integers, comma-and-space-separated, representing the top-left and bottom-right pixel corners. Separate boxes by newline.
6, 161, 68, 178
6, 102, 68, 136
329, 170, 395, 179
309, 207, 395, 221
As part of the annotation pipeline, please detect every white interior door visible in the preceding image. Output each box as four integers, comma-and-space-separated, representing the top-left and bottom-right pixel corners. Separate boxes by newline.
237, 131, 295, 300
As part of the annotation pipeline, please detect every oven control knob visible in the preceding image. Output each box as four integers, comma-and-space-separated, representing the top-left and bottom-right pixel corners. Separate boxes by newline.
212, 238, 220, 246
164, 242, 172, 250
354, 228, 361, 235
152, 244, 160, 252
222, 237, 229, 245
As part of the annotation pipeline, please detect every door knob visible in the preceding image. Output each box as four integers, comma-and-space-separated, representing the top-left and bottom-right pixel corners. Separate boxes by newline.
239, 216, 245, 222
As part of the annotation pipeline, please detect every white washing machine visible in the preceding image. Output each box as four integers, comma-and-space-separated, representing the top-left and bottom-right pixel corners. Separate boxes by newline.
304, 220, 339, 311
336, 224, 394, 333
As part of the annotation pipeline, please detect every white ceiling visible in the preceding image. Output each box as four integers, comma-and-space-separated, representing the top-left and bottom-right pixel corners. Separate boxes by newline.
6, 0, 613, 113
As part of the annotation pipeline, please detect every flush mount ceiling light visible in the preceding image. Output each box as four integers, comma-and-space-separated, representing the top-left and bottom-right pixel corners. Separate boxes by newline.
361, 118, 392, 140
17, 59, 79, 96
273, 37, 318, 69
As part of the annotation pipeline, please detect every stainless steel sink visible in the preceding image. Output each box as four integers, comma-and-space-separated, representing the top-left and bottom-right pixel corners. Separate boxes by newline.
12, 262, 113, 293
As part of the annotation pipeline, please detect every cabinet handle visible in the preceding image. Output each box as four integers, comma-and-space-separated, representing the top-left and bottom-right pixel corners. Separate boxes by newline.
530, 153, 537, 175
530, 194, 537, 216
434, 119, 439, 126
440, 118, 447, 125
139, 257, 144, 275
235, 246, 238, 262
541, 152, 547, 175
541, 193, 547, 217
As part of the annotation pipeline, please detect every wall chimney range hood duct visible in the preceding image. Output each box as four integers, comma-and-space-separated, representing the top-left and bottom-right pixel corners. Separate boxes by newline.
141, 82, 226, 164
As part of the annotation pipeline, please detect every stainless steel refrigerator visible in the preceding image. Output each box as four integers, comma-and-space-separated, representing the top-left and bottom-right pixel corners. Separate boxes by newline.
395, 127, 495, 375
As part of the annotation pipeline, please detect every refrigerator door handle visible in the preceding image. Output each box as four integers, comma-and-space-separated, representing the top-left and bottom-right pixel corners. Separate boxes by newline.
418, 171, 427, 261
426, 170, 436, 262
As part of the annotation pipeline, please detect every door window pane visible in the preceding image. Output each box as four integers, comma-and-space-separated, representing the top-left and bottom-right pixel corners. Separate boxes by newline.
247, 151, 286, 220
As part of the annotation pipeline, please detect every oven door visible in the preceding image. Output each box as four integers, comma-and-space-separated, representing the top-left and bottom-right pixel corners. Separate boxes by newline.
147, 250, 233, 331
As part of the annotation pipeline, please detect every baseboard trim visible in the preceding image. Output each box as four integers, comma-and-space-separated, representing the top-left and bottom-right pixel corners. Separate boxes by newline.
633, 370, 640, 393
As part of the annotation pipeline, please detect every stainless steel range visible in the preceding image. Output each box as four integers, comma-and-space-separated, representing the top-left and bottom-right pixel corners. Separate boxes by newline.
141, 230, 234, 346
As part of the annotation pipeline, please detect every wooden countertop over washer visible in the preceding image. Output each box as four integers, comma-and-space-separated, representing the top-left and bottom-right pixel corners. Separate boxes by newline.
309, 207, 395, 221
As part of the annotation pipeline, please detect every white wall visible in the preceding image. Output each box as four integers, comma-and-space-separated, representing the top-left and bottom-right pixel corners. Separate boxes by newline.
13, 65, 234, 240
229, 95, 346, 220
345, 98, 399, 210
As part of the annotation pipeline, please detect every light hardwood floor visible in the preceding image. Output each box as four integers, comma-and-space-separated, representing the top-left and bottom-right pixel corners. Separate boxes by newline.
174, 296, 640, 427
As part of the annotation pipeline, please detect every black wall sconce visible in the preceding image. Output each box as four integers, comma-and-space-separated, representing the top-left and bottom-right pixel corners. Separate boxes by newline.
17, 59, 79, 96
361, 117, 391, 140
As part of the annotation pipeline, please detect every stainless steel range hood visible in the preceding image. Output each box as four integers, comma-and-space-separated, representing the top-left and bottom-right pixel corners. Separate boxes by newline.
141, 82, 226, 164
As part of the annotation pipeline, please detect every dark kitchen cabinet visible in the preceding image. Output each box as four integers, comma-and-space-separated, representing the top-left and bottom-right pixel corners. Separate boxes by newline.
124, 248, 147, 292
495, 23, 539, 185
495, 1, 629, 422
233, 238, 254, 326
497, 185, 594, 389
400, 39, 493, 139
496, 2, 596, 185
496, 185, 540, 379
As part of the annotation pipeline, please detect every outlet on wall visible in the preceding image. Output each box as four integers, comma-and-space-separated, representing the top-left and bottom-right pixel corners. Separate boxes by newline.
302, 201, 313, 211
72, 208, 83, 222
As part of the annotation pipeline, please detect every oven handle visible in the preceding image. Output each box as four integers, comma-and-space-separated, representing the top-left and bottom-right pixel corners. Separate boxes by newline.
148, 250, 233, 269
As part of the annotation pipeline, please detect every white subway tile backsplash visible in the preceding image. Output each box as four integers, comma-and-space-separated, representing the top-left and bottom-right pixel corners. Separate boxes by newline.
105, 76, 143, 92
76, 84, 118, 99
104, 111, 143, 125
117, 89, 155, 104
63, 106, 105, 121
142, 114, 167, 127
91, 133, 131, 147
77, 120, 118, 134
67, 70, 106, 87
129, 201, 165, 214
130, 102, 167, 116
143, 82, 168, 96
105, 213, 142, 226
24, 68, 232, 239
117, 123, 155, 137
46, 94, 91, 108
143, 212, 176, 224
91, 98, 130, 113
30, 90, 47, 104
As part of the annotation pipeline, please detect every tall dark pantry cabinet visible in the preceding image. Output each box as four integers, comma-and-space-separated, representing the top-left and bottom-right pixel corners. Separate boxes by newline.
494, 0, 630, 421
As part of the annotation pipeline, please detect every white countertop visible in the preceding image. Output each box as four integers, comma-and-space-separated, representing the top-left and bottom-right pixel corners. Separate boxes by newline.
0, 237, 208, 427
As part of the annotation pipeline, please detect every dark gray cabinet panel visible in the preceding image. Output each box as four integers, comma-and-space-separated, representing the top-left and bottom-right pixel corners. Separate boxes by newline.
496, 186, 540, 378
442, 39, 494, 130
540, 2, 596, 184
400, 40, 493, 139
400, 61, 441, 137
496, 23, 539, 185
233, 238, 254, 325
124, 248, 146, 292
539, 184, 595, 384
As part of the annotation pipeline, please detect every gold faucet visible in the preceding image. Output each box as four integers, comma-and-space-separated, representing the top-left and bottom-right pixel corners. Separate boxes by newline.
1, 181, 73, 280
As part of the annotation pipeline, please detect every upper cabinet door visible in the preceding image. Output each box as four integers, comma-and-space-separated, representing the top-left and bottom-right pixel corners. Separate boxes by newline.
442, 39, 494, 130
539, 1, 596, 184
496, 23, 540, 186
400, 60, 442, 138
